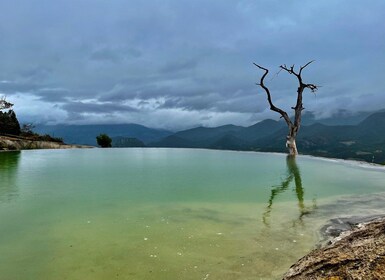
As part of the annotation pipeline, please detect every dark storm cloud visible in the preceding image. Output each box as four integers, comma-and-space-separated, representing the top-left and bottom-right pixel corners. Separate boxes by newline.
61, 101, 138, 114
0, 0, 384, 128
0, 81, 40, 94
158, 88, 261, 114
159, 59, 198, 74
34, 88, 70, 102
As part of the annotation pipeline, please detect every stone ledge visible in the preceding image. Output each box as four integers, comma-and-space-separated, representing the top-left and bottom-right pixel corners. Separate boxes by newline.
283, 217, 385, 280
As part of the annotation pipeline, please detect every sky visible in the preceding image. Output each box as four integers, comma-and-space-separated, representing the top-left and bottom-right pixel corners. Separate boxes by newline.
0, 0, 384, 130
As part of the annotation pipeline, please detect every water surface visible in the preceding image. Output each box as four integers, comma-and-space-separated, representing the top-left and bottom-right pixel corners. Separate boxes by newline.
1, 149, 385, 279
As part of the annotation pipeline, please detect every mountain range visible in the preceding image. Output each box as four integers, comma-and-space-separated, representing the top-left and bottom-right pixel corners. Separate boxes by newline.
35, 110, 385, 164
35, 123, 172, 146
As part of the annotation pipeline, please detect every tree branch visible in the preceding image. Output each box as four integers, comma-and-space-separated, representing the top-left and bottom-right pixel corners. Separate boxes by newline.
304, 83, 318, 93
299, 60, 315, 75
254, 61, 317, 155
281, 61, 318, 131
254, 63, 293, 127
0, 96, 13, 110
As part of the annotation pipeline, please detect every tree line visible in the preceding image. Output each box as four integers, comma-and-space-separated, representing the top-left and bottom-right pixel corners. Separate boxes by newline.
0, 97, 21, 135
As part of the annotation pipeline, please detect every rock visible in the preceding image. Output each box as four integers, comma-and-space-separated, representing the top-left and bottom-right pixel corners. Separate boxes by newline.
319, 215, 385, 242
283, 218, 385, 280
0, 135, 92, 150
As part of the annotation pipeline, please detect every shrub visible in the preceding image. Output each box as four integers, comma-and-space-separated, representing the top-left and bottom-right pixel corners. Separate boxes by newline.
96, 134, 112, 148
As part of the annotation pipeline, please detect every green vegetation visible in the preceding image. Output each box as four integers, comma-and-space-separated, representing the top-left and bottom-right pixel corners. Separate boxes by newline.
0, 98, 63, 146
0, 110, 21, 135
34, 110, 385, 163
0, 97, 20, 135
19, 123, 63, 143
152, 111, 385, 164
96, 133, 112, 148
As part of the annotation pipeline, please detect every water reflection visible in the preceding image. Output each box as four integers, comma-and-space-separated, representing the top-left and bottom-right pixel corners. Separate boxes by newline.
263, 155, 317, 226
0, 151, 20, 202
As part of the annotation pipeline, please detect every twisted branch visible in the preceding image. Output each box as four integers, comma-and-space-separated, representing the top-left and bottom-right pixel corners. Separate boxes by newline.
279, 61, 318, 128
253, 63, 293, 128
280, 60, 318, 93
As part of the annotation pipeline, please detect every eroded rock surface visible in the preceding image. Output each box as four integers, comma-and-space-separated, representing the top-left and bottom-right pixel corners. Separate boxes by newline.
283, 218, 385, 279
320, 215, 385, 242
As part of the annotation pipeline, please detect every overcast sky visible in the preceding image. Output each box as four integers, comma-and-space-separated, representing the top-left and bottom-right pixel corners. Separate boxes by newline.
0, 0, 384, 130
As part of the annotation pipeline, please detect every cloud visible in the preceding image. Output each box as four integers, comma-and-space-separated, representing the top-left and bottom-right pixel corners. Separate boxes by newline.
34, 88, 70, 102
61, 101, 138, 114
0, 0, 384, 129
89, 46, 141, 63
159, 59, 198, 75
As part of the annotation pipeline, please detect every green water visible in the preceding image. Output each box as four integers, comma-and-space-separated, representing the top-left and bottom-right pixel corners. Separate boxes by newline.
1, 149, 385, 279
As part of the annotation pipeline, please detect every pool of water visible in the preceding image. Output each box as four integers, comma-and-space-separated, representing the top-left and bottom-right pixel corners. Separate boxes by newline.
1, 148, 385, 279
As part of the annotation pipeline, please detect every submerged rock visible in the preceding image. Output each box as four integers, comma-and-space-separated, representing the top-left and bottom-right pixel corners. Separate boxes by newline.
283, 217, 385, 279
320, 215, 385, 242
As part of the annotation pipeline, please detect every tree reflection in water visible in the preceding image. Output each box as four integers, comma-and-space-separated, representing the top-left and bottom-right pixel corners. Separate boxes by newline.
0, 151, 20, 202
263, 155, 317, 226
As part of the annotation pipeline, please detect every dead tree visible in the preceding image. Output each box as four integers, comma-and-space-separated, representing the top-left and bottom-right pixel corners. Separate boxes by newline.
254, 61, 318, 155
0, 96, 13, 110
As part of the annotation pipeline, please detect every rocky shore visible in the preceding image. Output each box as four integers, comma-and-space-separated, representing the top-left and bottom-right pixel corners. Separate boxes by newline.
283, 217, 385, 279
0, 135, 92, 150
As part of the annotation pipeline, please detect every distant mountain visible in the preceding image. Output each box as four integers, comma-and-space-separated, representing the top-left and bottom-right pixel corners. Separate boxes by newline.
35, 124, 172, 146
209, 134, 251, 150
34, 110, 385, 164
301, 110, 372, 126
112, 137, 145, 147
356, 111, 385, 142
152, 124, 244, 148
253, 112, 385, 163
151, 119, 285, 148
237, 119, 286, 141
151, 111, 385, 164
153, 135, 196, 148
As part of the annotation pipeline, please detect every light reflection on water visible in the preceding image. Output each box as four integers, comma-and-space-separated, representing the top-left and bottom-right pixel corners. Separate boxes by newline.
0, 148, 385, 279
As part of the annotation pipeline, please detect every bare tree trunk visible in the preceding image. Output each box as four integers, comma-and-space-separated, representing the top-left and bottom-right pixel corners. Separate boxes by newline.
286, 136, 298, 156
286, 126, 298, 155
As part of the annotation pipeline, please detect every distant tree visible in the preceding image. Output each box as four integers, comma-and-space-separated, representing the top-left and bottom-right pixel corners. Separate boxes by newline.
0, 97, 21, 135
96, 133, 112, 148
254, 61, 318, 155
21, 123, 35, 135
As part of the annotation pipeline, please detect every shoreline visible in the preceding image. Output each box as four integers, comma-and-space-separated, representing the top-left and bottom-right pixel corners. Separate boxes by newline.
2, 141, 382, 169
0, 135, 93, 151
283, 217, 385, 279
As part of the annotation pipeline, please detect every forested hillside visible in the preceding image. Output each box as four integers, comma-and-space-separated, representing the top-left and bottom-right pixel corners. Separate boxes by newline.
33, 111, 385, 164
152, 111, 385, 164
